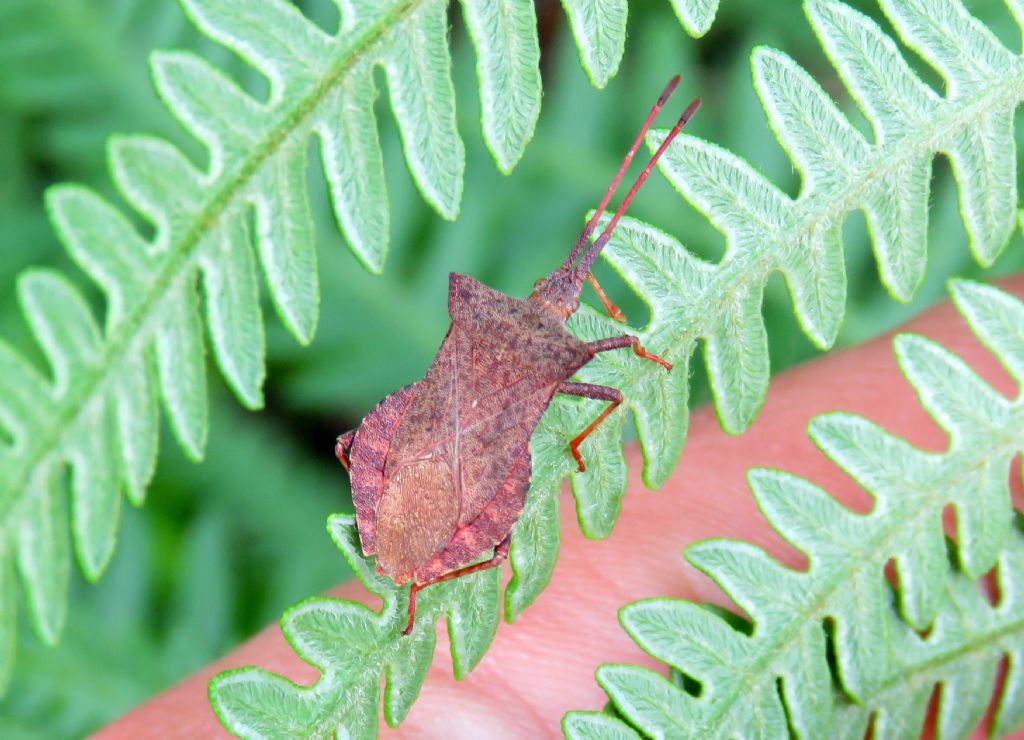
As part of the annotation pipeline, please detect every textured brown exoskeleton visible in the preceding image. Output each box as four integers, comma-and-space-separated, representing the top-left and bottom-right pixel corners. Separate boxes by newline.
336, 78, 700, 634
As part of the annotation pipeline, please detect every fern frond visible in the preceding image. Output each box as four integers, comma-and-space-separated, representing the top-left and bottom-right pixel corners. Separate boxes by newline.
1, 0, 707, 695
566, 525, 1024, 739
564, 279, 1024, 738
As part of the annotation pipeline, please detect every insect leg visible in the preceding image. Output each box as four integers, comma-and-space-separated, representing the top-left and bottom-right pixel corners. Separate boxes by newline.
404, 536, 512, 635
335, 430, 356, 471
586, 273, 627, 323
588, 335, 672, 371
557, 381, 623, 472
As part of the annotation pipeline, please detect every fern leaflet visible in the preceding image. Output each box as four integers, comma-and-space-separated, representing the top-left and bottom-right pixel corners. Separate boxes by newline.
559, 0, 719, 87
563, 279, 1024, 738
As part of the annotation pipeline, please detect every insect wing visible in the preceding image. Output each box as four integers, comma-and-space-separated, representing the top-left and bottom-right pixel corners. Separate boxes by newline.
455, 333, 553, 526
347, 383, 420, 559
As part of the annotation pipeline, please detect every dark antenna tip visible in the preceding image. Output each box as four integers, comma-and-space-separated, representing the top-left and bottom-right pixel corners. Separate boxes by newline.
658, 75, 682, 106
679, 97, 701, 125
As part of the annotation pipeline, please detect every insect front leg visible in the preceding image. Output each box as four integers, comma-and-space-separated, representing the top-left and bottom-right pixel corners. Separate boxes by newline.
557, 381, 624, 472
585, 273, 627, 323
335, 430, 356, 471
588, 334, 672, 371
404, 536, 512, 635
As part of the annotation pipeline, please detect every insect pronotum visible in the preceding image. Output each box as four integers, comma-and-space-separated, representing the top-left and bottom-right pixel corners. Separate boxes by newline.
337, 77, 700, 634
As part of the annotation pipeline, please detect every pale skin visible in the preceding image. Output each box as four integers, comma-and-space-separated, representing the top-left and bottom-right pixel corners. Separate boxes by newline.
98, 277, 1024, 738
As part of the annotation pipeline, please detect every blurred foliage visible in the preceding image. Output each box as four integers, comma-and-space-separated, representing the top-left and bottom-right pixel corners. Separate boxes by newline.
0, 0, 1022, 736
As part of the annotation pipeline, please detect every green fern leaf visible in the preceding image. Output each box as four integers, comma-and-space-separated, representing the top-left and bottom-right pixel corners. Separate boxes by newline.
655, 0, 1017, 312
17, 270, 122, 582
561, 0, 628, 88
669, 0, 720, 36
461, 0, 542, 173
563, 711, 641, 739
565, 280, 1024, 738
568, 528, 1024, 738
828, 526, 1024, 738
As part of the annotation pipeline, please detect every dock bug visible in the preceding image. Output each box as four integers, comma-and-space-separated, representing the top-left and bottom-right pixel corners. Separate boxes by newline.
336, 77, 700, 634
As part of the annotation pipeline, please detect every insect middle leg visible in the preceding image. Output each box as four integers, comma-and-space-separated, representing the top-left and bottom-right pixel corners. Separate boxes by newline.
558, 381, 623, 472
404, 536, 512, 636
560, 335, 672, 472
589, 334, 673, 371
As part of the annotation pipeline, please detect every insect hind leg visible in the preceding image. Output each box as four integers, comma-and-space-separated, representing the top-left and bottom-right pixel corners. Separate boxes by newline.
404, 536, 511, 635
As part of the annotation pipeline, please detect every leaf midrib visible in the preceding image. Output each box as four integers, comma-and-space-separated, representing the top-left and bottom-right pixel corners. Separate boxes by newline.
2, 0, 422, 520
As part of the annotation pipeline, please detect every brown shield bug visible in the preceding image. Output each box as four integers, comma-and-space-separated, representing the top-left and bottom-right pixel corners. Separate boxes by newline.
336, 77, 699, 634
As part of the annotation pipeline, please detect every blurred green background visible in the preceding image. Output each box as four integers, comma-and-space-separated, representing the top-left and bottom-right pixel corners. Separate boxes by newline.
1, 0, 1022, 735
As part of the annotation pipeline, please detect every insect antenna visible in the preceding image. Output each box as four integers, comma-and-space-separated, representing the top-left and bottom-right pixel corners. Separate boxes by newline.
575, 96, 702, 277
565, 75, 682, 269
